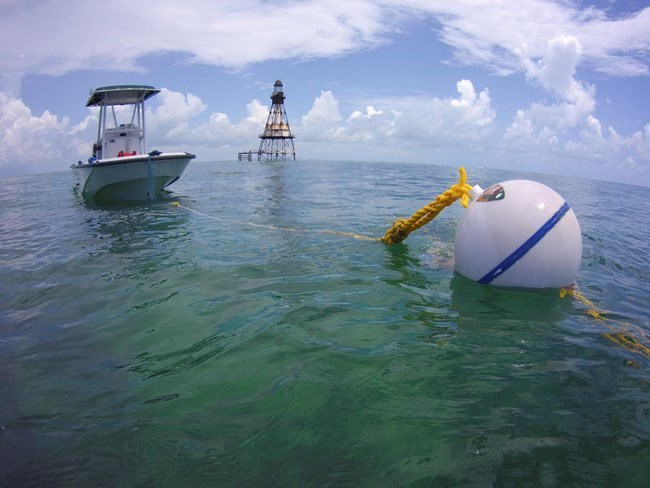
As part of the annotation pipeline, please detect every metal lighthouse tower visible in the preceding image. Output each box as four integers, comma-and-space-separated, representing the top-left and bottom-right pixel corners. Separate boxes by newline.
257, 80, 296, 161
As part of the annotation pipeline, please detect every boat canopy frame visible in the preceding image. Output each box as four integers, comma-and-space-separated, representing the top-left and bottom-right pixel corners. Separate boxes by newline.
87, 85, 160, 158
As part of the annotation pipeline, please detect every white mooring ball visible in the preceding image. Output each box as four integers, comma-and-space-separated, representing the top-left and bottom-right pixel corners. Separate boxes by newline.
454, 179, 582, 288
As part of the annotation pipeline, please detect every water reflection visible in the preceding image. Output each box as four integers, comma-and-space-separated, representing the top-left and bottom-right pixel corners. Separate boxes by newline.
93, 206, 188, 248
383, 243, 430, 289
450, 273, 566, 324
381, 239, 571, 347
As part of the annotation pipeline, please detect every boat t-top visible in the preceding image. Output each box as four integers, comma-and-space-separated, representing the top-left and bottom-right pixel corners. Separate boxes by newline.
71, 85, 195, 203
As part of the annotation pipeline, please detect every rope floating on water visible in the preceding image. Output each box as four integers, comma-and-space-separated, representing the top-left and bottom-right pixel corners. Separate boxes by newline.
172, 167, 473, 244
170, 202, 379, 241
560, 287, 650, 362
171, 174, 648, 363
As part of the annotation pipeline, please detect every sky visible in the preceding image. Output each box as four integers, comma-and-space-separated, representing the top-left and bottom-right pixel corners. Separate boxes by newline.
0, 0, 649, 187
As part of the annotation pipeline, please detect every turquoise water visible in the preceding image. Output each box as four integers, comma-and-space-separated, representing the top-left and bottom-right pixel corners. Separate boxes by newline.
1, 160, 648, 486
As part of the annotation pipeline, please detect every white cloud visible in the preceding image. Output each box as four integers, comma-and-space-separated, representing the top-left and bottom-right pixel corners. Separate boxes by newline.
490, 27, 648, 183
1, 0, 648, 95
504, 35, 596, 147
293, 79, 494, 159
0, 73, 647, 184
504, 91, 595, 142
0, 0, 398, 94
299, 91, 344, 139
146, 88, 207, 145
565, 120, 650, 171
349, 105, 384, 120
0, 92, 75, 173
0, 1, 648, 184
243, 99, 269, 126
145, 91, 268, 154
521, 35, 585, 102
0, 87, 270, 172
149, 89, 207, 127
390, 80, 495, 143
405, 0, 650, 77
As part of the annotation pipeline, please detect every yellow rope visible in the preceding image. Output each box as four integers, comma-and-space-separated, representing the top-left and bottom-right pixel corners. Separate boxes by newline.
171, 202, 379, 241
381, 167, 473, 244
173, 167, 473, 245
173, 179, 649, 363
560, 287, 650, 361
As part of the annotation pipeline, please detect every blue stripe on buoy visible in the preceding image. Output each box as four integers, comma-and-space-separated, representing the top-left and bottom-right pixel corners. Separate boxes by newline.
478, 201, 571, 284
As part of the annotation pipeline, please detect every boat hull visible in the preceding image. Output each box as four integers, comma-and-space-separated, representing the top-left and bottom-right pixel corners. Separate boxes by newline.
71, 152, 195, 203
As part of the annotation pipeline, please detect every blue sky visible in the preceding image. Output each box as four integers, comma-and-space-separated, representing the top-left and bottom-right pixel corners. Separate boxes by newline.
1, 0, 649, 187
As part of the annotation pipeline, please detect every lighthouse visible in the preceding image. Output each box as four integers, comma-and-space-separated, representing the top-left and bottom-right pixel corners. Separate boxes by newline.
257, 80, 296, 161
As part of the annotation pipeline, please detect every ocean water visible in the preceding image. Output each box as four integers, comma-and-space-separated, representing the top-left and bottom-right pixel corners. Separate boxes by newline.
0, 160, 648, 486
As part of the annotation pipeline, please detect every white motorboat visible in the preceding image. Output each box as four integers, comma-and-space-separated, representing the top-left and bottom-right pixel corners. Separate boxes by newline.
71, 85, 195, 203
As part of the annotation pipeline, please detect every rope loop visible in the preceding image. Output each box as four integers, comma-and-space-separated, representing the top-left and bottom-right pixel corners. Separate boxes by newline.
381, 167, 473, 244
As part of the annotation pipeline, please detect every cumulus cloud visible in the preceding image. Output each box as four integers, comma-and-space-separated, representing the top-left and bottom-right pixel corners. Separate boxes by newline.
144, 91, 268, 155
0, 1, 648, 183
504, 36, 596, 148
0, 72, 647, 183
495, 29, 647, 182
299, 91, 344, 139
149, 89, 207, 127
0, 84, 276, 175
390, 80, 494, 143
296, 79, 494, 152
187, 98, 268, 151
521, 35, 585, 102
146, 88, 207, 144
501, 33, 649, 179
565, 120, 650, 172
0, 92, 75, 174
